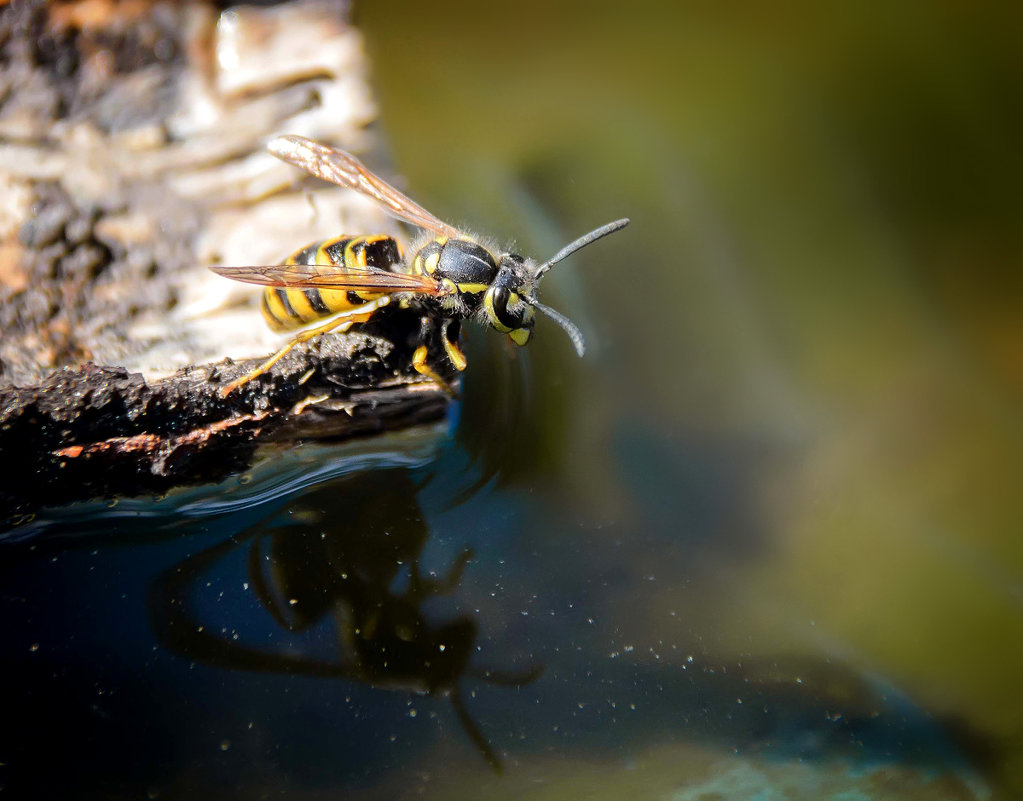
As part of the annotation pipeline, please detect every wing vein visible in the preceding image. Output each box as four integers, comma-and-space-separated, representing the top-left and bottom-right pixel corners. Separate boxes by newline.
268, 135, 461, 239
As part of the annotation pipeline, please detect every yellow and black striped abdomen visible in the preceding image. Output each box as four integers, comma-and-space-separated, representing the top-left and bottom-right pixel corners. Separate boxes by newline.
260, 234, 403, 332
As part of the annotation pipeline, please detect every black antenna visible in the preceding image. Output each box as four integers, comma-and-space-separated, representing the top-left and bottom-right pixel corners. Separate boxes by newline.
533, 218, 630, 280
521, 296, 587, 357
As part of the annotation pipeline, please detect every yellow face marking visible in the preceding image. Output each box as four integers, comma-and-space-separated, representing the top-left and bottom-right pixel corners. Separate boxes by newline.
509, 328, 531, 346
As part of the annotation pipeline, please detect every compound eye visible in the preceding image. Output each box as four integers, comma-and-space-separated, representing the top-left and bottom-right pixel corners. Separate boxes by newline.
484, 286, 522, 332
492, 286, 510, 317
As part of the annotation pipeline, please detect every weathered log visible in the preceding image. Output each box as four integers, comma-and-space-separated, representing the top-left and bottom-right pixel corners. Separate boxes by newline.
0, 0, 452, 519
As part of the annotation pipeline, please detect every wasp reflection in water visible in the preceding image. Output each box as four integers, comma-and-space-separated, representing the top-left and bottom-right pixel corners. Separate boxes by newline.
147, 468, 540, 771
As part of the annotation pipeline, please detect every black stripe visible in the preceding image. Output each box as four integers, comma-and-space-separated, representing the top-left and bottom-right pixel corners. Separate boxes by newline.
323, 237, 352, 266
346, 291, 362, 305
291, 244, 321, 265
304, 289, 331, 314
275, 288, 299, 319
365, 237, 401, 268
348, 239, 366, 265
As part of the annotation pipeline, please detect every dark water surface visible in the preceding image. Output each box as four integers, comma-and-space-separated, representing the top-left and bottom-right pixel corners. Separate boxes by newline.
4, 1, 1022, 798
0, 406, 986, 799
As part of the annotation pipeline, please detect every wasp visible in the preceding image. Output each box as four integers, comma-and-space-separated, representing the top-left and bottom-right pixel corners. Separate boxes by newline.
211, 135, 629, 396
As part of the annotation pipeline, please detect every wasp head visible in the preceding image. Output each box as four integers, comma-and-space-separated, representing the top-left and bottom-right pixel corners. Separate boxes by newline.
482, 253, 538, 348
481, 219, 629, 357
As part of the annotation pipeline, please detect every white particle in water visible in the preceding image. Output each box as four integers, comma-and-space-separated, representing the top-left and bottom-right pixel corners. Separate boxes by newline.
220, 740, 231, 751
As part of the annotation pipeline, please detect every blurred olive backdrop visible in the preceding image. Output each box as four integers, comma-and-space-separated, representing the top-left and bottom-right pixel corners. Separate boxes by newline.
360, 0, 1023, 792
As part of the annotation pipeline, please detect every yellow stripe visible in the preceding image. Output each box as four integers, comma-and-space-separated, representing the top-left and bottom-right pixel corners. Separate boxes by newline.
262, 289, 294, 331
424, 251, 440, 276
317, 288, 359, 313
346, 239, 368, 268
260, 293, 281, 330
315, 243, 333, 265
284, 289, 320, 324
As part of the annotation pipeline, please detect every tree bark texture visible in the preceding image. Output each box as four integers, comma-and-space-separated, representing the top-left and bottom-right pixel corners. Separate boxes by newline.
0, 0, 453, 519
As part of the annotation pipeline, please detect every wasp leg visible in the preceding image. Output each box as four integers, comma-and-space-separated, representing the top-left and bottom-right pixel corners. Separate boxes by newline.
441, 320, 467, 372
412, 345, 456, 397
408, 317, 459, 396
221, 297, 391, 397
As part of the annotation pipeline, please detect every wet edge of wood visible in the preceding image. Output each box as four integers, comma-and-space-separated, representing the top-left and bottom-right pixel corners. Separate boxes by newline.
0, 330, 452, 519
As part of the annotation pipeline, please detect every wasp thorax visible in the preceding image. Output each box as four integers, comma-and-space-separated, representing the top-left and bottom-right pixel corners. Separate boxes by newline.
433, 239, 498, 285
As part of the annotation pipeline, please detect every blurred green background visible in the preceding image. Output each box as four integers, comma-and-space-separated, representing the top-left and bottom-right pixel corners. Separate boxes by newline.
360, 0, 1023, 794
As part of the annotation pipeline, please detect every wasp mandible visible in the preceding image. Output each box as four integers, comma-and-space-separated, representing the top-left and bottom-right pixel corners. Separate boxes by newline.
211, 135, 629, 396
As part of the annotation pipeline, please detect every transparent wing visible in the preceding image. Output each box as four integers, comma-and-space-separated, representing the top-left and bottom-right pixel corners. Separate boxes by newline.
268, 135, 461, 239
210, 263, 445, 295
